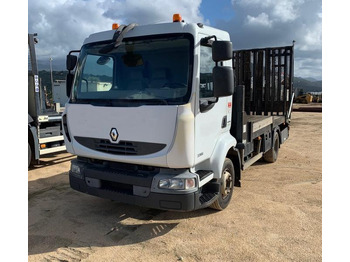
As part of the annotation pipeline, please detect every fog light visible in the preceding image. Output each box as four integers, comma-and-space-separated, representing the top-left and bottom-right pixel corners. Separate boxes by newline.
71, 163, 81, 175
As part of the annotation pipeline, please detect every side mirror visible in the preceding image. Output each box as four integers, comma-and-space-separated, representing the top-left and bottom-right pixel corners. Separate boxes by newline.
213, 66, 234, 97
66, 54, 77, 71
212, 41, 232, 62
66, 72, 74, 97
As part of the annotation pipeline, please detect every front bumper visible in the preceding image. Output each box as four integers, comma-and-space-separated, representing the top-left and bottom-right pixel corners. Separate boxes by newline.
69, 158, 211, 211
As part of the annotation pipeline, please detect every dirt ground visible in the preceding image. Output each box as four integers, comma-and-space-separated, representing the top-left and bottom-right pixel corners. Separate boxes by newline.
28, 110, 322, 262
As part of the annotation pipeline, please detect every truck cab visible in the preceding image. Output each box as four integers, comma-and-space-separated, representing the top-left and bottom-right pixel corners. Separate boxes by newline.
63, 15, 293, 211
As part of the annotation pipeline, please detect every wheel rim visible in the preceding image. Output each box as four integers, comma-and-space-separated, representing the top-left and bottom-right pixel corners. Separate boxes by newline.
221, 168, 233, 200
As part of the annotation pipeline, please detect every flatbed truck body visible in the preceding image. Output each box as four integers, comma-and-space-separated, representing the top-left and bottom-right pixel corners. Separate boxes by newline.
232, 45, 294, 169
63, 16, 293, 211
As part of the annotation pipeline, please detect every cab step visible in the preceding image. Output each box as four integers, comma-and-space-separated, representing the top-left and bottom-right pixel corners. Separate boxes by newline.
199, 192, 218, 205
196, 170, 214, 187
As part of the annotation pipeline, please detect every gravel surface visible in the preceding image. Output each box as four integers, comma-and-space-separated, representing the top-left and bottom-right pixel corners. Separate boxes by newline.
28, 111, 322, 262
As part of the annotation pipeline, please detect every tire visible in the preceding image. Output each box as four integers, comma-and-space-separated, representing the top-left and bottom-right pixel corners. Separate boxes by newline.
210, 158, 235, 210
28, 143, 33, 168
263, 131, 279, 163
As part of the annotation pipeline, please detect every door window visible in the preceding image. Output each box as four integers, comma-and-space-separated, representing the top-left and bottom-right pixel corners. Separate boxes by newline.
200, 45, 215, 98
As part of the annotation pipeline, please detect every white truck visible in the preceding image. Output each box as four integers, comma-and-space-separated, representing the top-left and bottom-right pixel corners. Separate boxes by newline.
63, 14, 294, 211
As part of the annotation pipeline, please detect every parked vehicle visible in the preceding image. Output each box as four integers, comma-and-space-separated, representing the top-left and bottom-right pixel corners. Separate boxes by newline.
28, 34, 66, 167
295, 93, 313, 104
63, 15, 294, 211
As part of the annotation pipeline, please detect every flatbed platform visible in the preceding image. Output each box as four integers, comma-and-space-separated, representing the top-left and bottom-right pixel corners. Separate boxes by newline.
246, 115, 285, 133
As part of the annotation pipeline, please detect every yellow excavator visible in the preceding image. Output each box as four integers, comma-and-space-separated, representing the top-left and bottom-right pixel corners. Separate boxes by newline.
295, 93, 313, 104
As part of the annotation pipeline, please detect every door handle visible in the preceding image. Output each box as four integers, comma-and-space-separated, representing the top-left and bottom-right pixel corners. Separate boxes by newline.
221, 116, 227, 128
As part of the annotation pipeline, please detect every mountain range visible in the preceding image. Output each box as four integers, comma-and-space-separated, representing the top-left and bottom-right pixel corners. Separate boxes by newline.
293, 76, 322, 93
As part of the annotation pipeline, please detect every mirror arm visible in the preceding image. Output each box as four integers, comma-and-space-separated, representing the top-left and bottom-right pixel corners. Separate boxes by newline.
199, 98, 218, 113
200, 35, 217, 46
69, 50, 80, 56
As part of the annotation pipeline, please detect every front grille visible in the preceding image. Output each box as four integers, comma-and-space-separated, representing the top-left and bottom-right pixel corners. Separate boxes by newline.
96, 139, 137, 155
75, 136, 166, 156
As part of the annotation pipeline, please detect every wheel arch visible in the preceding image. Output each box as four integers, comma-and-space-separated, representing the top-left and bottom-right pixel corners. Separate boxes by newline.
227, 147, 241, 187
28, 124, 39, 161
208, 133, 236, 180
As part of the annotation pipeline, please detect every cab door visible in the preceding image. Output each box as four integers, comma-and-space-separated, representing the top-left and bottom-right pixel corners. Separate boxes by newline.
194, 40, 232, 166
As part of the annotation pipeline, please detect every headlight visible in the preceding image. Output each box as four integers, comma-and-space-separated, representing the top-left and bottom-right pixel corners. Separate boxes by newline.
158, 178, 196, 190
158, 179, 170, 188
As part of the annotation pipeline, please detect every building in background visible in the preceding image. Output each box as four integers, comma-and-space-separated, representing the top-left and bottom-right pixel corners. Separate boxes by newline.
52, 80, 68, 107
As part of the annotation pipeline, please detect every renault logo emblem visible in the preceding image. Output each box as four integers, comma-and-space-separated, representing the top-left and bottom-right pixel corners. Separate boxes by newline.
110, 128, 119, 142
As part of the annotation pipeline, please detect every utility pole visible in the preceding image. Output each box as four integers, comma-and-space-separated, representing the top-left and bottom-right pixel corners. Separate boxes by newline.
49, 57, 54, 93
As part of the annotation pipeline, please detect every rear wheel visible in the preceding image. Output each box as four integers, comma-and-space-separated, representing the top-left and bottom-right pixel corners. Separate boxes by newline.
263, 132, 279, 163
210, 158, 235, 210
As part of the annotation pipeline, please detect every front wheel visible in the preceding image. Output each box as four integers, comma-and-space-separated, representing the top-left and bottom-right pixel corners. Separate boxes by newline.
210, 158, 235, 210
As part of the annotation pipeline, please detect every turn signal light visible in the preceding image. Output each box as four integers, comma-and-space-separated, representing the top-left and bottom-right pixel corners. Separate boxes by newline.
173, 13, 182, 22
112, 23, 119, 30
40, 144, 46, 149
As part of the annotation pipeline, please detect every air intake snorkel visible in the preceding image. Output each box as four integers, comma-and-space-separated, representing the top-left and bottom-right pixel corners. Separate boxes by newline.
99, 23, 138, 54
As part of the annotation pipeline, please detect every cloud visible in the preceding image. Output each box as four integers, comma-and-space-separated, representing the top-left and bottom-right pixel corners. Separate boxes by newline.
101, 0, 203, 25
299, 20, 322, 51
224, 0, 322, 79
28, 0, 115, 63
245, 13, 272, 27
270, 0, 304, 22
28, 0, 203, 68
233, 0, 304, 22
28, 0, 322, 79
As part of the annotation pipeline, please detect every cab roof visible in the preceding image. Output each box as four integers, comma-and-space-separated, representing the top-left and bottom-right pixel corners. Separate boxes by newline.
83, 22, 230, 46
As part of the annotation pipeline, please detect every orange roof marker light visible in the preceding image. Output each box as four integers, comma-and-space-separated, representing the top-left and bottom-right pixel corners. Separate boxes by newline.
112, 23, 119, 30
173, 13, 182, 22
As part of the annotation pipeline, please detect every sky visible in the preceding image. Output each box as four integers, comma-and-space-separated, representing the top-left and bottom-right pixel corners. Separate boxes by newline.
28, 0, 322, 80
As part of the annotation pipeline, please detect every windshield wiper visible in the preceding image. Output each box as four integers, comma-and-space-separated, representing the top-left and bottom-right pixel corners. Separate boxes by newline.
74, 98, 169, 107
145, 99, 168, 105
119, 99, 168, 105
73, 99, 112, 106
86, 99, 113, 106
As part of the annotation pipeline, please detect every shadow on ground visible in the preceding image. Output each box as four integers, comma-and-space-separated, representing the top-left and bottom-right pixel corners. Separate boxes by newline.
28, 172, 216, 256
29, 153, 76, 170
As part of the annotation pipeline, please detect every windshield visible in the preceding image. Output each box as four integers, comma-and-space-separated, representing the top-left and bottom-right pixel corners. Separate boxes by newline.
72, 34, 193, 106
